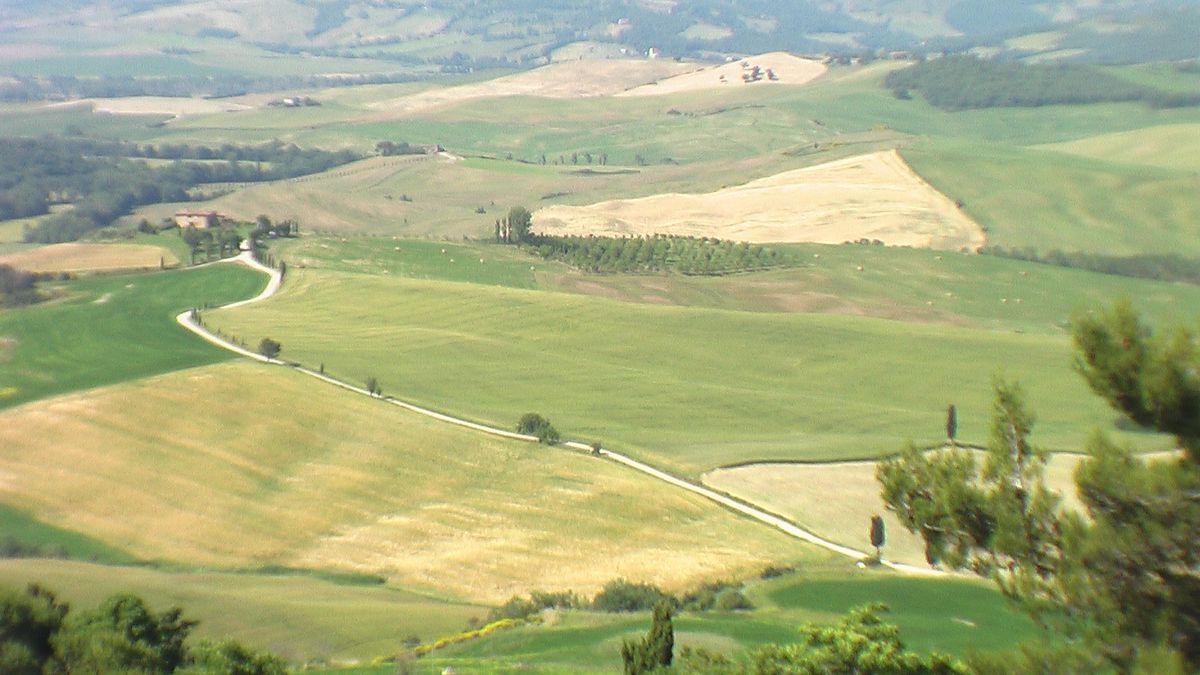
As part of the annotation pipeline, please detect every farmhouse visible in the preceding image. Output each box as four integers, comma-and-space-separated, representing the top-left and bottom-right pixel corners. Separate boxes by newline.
174, 209, 219, 229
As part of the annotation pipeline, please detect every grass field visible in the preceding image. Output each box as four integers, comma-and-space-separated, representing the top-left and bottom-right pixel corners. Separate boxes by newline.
0, 559, 483, 665
273, 236, 551, 288
0, 503, 136, 563
196, 146, 857, 239
318, 569, 1038, 673
4, 49, 1200, 670
0, 242, 178, 273
540, 241, 1200, 331
270, 236, 1200, 334
206, 266, 1180, 474
0, 263, 264, 409
703, 450, 1134, 567
0, 361, 821, 602
902, 139, 1200, 257
1037, 122, 1200, 171
101, 61, 1198, 253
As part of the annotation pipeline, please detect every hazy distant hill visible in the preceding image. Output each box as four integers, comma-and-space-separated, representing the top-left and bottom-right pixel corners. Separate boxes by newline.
0, 0, 1195, 77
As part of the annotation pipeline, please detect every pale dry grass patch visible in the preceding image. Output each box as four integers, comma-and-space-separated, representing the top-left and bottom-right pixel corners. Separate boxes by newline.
704, 449, 1180, 568
0, 242, 177, 273
366, 58, 698, 115
533, 150, 985, 249
86, 97, 253, 116
0, 362, 819, 601
617, 52, 826, 97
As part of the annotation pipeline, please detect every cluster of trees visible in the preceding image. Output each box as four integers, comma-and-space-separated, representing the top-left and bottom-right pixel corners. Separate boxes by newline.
181, 226, 241, 264
374, 141, 436, 156
491, 578, 752, 623
0, 584, 284, 674
885, 56, 1200, 110
251, 214, 298, 240
981, 244, 1200, 285
495, 206, 532, 244
521, 234, 794, 276
878, 301, 1200, 671
2, 138, 356, 244
0, 264, 45, 307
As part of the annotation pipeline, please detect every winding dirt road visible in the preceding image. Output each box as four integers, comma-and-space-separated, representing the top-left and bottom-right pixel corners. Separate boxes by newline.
177, 252, 941, 576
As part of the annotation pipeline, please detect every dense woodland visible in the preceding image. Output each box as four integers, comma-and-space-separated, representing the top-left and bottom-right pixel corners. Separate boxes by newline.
885, 56, 1200, 110
0, 138, 357, 243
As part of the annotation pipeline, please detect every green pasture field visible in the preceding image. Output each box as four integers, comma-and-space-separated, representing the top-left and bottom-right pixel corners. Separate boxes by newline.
0, 54, 232, 78
273, 236, 549, 288
902, 139, 1200, 257
269, 236, 1200, 334
317, 569, 1037, 674
207, 267, 1178, 475
0, 218, 32, 245
0, 504, 136, 564
760, 63, 1200, 146
542, 241, 1200, 332
0, 263, 264, 410
0, 103, 171, 140
1038, 122, 1200, 171
125, 230, 195, 263
0, 559, 483, 664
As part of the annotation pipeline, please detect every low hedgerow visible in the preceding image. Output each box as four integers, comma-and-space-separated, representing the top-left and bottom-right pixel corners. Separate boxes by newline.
489, 590, 584, 622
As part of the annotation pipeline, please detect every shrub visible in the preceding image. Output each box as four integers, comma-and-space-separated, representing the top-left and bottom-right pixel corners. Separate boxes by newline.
257, 338, 281, 360
760, 564, 795, 579
592, 579, 675, 613
488, 590, 582, 622
516, 413, 560, 444
714, 590, 753, 611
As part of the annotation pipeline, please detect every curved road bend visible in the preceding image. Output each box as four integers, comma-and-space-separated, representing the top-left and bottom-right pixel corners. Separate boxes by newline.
177, 252, 942, 577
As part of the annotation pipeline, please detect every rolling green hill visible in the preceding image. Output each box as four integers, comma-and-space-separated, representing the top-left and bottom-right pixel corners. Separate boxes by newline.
206, 265, 1185, 474
2, 4, 1199, 667
0, 263, 264, 410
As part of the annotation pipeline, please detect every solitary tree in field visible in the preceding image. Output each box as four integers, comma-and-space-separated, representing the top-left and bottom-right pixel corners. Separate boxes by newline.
258, 338, 281, 360
870, 515, 886, 560
946, 404, 958, 445
621, 601, 673, 674
365, 376, 381, 397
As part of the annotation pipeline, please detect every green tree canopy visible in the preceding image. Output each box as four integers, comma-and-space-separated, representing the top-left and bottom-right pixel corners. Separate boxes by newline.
507, 206, 532, 243
621, 601, 674, 674
878, 300, 1200, 669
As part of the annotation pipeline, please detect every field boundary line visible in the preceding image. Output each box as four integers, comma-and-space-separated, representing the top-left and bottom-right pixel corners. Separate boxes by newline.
176, 253, 942, 576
